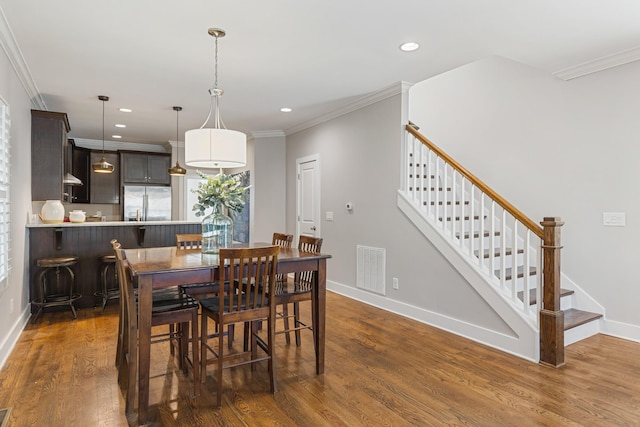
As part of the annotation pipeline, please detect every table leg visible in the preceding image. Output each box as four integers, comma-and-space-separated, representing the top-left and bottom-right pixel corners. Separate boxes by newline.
315, 258, 326, 374
137, 276, 152, 425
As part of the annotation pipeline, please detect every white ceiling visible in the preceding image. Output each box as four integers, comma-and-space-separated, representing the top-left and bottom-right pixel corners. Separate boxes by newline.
1, 0, 640, 145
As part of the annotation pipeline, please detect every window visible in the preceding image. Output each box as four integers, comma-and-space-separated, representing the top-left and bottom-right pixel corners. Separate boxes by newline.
0, 99, 10, 293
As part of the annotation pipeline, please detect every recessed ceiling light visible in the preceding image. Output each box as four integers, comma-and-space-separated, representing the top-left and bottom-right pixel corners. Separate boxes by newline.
400, 42, 419, 52
119, 108, 132, 113
112, 135, 122, 139
280, 107, 292, 113
115, 124, 126, 128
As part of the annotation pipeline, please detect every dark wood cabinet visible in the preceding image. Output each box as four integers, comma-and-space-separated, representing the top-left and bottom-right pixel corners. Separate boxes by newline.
121, 152, 170, 185
31, 110, 70, 201
90, 151, 120, 204
70, 142, 91, 203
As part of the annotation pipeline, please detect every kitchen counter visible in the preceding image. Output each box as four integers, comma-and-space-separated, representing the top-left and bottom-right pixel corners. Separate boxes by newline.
26, 220, 201, 228
27, 221, 203, 312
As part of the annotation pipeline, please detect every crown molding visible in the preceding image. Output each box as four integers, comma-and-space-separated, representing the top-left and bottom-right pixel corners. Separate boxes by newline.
285, 81, 412, 135
553, 46, 640, 81
251, 130, 286, 139
0, 7, 45, 109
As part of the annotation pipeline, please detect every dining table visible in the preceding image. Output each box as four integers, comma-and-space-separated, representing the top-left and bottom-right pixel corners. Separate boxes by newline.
125, 243, 331, 426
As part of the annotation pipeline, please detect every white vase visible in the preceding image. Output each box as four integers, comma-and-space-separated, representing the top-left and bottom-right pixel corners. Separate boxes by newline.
69, 210, 86, 223
40, 200, 65, 224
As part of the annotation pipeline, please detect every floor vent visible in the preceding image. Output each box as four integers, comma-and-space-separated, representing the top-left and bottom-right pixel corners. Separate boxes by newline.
356, 245, 386, 295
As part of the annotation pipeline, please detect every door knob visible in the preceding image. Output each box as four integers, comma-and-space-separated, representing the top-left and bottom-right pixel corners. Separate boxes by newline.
311, 226, 316, 231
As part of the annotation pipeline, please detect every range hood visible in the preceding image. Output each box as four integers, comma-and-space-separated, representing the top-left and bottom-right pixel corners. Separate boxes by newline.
63, 172, 83, 186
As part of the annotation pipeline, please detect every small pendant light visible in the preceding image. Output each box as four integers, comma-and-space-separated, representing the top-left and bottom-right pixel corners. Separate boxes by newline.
168, 106, 187, 176
92, 95, 114, 174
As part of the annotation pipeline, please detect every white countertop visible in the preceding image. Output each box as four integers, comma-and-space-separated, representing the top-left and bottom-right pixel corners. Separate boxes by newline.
26, 220, 201, 228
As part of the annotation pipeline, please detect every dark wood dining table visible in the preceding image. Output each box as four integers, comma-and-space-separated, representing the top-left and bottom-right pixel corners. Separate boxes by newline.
125, 243, 331, 425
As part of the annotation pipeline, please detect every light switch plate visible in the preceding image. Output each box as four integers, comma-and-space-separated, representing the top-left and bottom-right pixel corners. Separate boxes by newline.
326, 211, 334, 221
603, 212, 625, 227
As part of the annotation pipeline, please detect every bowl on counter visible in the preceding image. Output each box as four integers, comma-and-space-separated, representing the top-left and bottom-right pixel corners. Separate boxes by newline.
69, 210, 86, 223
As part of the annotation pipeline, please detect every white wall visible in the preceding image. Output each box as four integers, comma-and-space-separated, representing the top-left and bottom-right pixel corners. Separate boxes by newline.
286, 88, 515, 337
409, 56, 640, 335
252, 134, 286, 243
0, 44, 35, 367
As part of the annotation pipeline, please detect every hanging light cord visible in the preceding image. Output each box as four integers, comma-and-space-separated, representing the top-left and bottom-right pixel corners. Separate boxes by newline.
199, 31, 227, 130
101, 98, 106, 154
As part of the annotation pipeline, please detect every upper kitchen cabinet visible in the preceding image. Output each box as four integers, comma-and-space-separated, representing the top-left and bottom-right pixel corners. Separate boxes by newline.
31, 110, 70, 201
70, 140, 90, 204
90, 151, 120, 204
121, 152, 170, 185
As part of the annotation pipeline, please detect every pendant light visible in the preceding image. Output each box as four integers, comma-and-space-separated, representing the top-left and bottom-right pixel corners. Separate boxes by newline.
168, 106, 187, 176
92, 95, 114, 174
184, 28, 247, 169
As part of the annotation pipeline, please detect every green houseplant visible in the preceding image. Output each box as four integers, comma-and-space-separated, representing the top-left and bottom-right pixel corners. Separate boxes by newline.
192, 170, 249, 253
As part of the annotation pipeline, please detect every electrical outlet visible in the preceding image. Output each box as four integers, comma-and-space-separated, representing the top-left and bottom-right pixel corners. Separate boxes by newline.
392, 277, 399, 290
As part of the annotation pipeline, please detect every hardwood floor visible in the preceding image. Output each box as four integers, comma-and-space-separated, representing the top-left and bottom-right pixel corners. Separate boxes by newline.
1, 291, 639, 426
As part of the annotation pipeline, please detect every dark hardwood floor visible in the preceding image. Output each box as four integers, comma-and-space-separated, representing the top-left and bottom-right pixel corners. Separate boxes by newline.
1, 291, 639, 426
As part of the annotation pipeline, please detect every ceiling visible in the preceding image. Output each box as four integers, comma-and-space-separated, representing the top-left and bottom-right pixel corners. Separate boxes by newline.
1, 0, 640, 146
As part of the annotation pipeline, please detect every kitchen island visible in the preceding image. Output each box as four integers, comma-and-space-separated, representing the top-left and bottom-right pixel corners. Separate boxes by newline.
27, 221, 202, 311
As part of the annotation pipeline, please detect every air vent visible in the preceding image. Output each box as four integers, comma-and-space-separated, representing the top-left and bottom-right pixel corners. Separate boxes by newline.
356, 245, 386, 295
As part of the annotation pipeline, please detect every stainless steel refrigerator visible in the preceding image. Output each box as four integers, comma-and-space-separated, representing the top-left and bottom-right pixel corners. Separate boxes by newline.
123, 186, 172, 221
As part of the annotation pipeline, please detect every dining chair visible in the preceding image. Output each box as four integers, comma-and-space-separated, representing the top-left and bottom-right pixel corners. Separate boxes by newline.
199, 245, 279, 408
271, 232, 295, 344
175, 233, 203, 250
175, 233, 235, 347
276, 235, 323, 347
111, 240, 200, 415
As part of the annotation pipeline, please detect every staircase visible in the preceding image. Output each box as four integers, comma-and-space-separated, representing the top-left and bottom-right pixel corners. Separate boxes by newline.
398, 123, 602, 365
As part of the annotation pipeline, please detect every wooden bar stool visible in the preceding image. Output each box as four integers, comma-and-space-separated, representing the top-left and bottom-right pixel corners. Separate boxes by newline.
32, 256, 81, 323
96, 254, 119, 311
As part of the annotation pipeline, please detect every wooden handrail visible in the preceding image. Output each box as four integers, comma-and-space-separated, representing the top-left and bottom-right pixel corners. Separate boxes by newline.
406, 124, 544, 239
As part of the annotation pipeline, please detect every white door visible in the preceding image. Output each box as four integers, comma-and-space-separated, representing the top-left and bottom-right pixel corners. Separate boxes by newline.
296, 154, 320, 239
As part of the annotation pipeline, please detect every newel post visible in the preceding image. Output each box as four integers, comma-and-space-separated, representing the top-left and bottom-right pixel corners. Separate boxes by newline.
539, 217, 565, 367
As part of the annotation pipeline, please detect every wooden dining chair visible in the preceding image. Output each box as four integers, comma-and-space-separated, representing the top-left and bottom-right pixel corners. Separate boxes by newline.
176, 233, 203, 250
176, 233, 222, 299
111, 240, 200, 414
199, 245, 279, 408
175, 233, 235, 347
271, 232, 295, 344
275, 235, 323, 347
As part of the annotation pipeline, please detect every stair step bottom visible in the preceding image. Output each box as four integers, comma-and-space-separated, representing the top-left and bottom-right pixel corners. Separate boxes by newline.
517, 288, 574, 305
564, 308, 602, 330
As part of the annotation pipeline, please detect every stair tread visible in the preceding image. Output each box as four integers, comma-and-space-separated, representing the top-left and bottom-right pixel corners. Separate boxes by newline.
439, 215, 484, 221
495, 266, 537, 280
429, 200, 470, 206
564, 308, 602, 330
456, 230, 501, 239
517, 288, 574, 305
476, 248, 524, 258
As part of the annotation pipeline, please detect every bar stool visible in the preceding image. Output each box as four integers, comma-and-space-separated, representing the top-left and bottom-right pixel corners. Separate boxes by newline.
96, 254, 119, 311
32, 256, 81, 323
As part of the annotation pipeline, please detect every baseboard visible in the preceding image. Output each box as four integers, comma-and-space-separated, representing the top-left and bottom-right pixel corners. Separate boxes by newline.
0, 306, 31, 370
327, 280, 538, 363
600, 318, 640, 344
